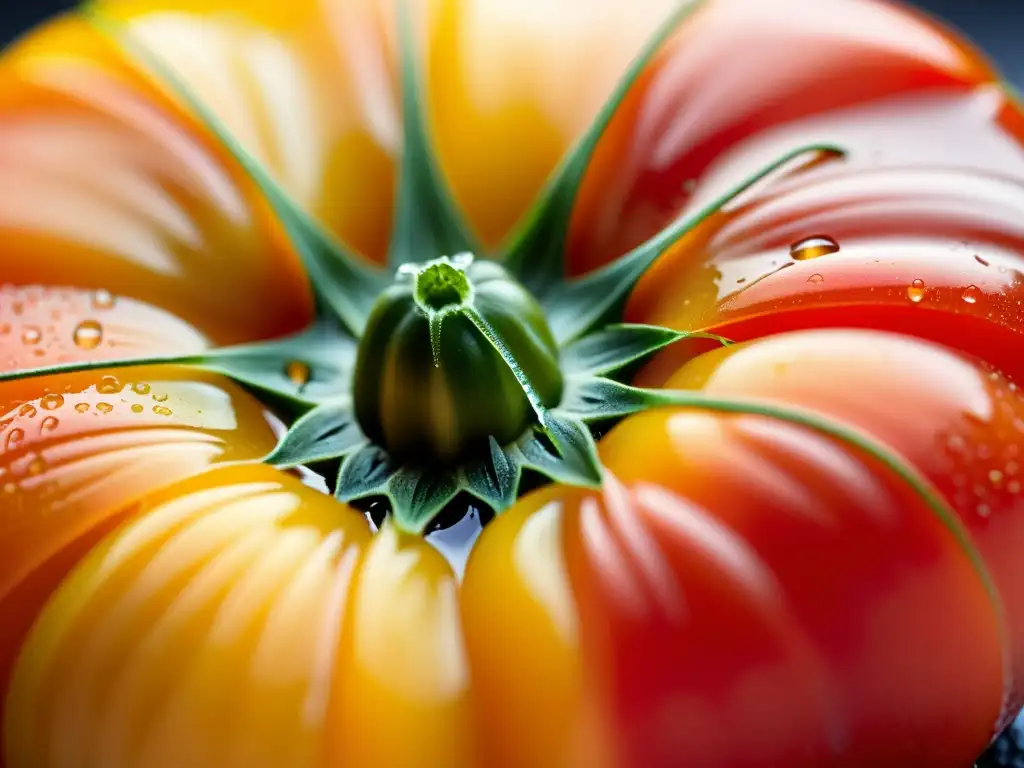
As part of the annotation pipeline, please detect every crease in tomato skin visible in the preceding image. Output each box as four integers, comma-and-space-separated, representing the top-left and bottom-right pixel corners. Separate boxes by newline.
560, 404, 1006, 766
564, 0, 1002, 272
0, 15, 317, 345
657, 328, 1024, 728
0, 365, 280, 764
3, 464, 376, 768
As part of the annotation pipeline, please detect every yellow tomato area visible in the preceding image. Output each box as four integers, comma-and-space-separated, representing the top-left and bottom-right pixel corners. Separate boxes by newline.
4, 464, 371, 768
427, 0, 677, 249
324, 526, 470, 767
92, 0, 399, 264
3, 465, 482, 768
10, 0, 689, 261
0, 365, 279, 752
461, 494, 596, 768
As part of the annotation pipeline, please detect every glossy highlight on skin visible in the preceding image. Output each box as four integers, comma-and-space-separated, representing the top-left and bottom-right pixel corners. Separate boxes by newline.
1, 0, 1024, 766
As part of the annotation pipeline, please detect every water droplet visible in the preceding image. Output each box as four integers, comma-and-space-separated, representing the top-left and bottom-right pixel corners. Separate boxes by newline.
974, 255, 990, 267
91, 289, 116, 310
907, 279, 926, 303
2, 483, 15, 494
40, 416, 58, 433
286, 360, 310, 387
5, 428, 24, 450
962, 285, 980, 304
990, 469, 1004, 485
27, 458, 45, 476
74, 403, 90, 413
806, 273, 825, 284
152, 405, 173, 417
152, 393, 168, 403
40, 393, 64, 411
17, 404, 36, 418
21, 326, 41, 345
790, 236, 839, 261
97, 375, 121, 394
73, 320, 103, 350
0, 323, 9, 336
96, 402, 113, 414
682, 178, 698, 194
131, 404, 143, 414
131, 382, 151, 395
977, 503, 992, 518
1009, 480, 1021, 495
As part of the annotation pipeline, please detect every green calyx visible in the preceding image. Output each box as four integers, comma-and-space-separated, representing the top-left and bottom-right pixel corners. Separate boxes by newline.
411, 256, 474, 313
354, 254, 562, 465
17, 3, 853, 534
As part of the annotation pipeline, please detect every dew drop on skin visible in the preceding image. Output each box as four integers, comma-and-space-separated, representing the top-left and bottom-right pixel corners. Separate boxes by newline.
789, 235, 840, 261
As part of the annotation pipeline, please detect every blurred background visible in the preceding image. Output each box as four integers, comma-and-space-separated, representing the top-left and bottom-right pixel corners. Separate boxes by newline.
0, 1, 1022, 767
1, 0, 1023, 85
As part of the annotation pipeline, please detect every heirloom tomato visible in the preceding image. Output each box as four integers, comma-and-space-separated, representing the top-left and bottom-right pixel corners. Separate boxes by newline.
1, 0, 1024, 767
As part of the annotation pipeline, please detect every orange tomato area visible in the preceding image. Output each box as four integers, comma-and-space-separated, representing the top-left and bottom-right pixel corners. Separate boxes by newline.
0, 365, 278, 754
92, 0, 401, 264
0, 15, 313, 344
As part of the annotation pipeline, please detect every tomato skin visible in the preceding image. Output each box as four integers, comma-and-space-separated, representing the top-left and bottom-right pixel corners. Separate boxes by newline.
2, 0, 1024, 765
461, 498, 595, 768
567, 0, 1000, 271
4, 465, 473, 768
0, 365, 279, 758
473, 329, 1014, 767
662, 328, 1024, 722
0, 16, 314, 344
626, 149, 1024, 384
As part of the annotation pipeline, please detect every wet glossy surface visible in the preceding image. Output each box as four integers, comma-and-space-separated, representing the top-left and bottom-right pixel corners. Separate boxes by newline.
0, 367, 279, 751
502, 332, 1015, 765
567, 0, 999, 270
0, 15, 313, 342
627, 88, 1024, 384
0, 285, 208, 370
2, 0, 1024, 765
5, 465, 372, 768
664, 329, 1024, 721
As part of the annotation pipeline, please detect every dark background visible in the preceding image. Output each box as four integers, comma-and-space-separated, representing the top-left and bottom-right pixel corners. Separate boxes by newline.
1, 0, 1022, 83
1, 1, 1023, 767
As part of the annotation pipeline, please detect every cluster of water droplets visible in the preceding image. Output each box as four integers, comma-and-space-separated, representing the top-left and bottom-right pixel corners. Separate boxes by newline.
940, 365, 1024, 522
0, 287, 120, 368
0, 373, 182, 497
771, 235, 1015, 312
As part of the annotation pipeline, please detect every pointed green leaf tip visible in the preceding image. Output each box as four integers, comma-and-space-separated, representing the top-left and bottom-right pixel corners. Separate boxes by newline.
264, 399, 365, 468
544, 143, 846, 343
501, 0, 709, 292
388, 0, 479, 268
561, 324, 732, 377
